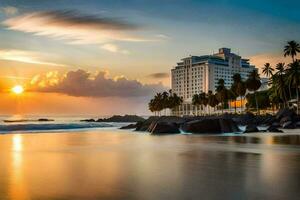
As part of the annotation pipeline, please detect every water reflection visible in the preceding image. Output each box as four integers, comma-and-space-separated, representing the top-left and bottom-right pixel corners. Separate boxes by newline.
0, 131, 300, 200
9, 134, 29, 200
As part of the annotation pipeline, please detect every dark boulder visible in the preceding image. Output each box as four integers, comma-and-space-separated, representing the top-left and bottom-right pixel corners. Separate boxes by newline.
267, 125, 283, 133
260, 114, 275, 125
135, 116, 160, 131
276, 108, 296, 121
120, 123, 137, 129
181, 118, 240, 134
150, 122, 180, 135
244, 124, 259, 133
280, 116, 292, 125
232, 112, 255, 126
80, 119, 96, 122
136, 116, 186, 132
97, 115, 145, 123
271, 122, 280, 128
38, 118, 54, 122
282, 121, 295, 129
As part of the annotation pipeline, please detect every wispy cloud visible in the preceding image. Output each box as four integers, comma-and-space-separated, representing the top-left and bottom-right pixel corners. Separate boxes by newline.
0, 49, 66, 67
1, 6, 18, 15
3, 10, 147, 48
29, 69, 165, 97
147, 72, 169, 79
0, 75, 30, 80
101, 43, 130, 54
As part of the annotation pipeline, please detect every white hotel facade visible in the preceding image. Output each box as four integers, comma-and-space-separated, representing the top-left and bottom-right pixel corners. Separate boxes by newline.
171, 48, 257, 116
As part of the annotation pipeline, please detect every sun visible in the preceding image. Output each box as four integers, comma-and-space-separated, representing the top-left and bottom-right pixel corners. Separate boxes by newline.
11, 85, 24, 95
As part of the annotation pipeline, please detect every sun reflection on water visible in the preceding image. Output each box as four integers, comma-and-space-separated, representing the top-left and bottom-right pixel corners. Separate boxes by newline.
10, 134, 28, 200
13, 134, 23, 152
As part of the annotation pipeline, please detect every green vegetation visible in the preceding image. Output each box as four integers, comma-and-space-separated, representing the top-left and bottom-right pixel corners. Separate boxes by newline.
148, 40, 300, 116
148, 90, 183, 116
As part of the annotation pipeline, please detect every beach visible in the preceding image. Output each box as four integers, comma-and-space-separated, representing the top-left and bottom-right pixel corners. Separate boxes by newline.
1, 128, 300, 200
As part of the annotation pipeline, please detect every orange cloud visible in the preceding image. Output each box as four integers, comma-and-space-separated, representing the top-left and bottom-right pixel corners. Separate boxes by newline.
28, 69, 166, 97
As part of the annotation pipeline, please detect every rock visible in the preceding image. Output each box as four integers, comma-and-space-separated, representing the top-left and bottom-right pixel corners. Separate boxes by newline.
120, 123, 137, 129
282, 121, 295, 129
38, 118, 54, 122
181, 118, 240, 134
135, 116, 160, 131
271, 122, 280, 128
136, 116, 186, 132
267, 125, 283, 133
150, 122, 180, 135
97, 115, 145, 123
80, 119, 96, 122
232, 112, 255, 126
276, 108, 296, 121
280, 116, 292, 125
244, 124, 259, 133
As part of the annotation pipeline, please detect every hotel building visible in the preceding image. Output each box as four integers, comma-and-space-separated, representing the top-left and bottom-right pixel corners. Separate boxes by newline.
171, 47, 257, 115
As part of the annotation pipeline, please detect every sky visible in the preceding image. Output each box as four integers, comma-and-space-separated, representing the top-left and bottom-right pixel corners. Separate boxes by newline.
0, 0, 299, 115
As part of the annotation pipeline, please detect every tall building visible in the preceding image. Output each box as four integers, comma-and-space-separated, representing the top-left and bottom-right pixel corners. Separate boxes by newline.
171, 47, 257, 115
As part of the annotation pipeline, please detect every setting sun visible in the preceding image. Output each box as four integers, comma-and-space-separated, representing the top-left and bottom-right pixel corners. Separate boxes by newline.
11, 85, 24, 95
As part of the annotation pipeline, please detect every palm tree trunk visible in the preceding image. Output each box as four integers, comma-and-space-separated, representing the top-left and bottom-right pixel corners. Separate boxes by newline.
240, 96, 243, 114
255, 92, 259, 115
234, 100, 237, 114
297, 87, 299, 115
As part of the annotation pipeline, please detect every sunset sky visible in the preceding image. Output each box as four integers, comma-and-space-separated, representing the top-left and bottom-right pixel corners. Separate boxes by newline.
0, 0, 300, 115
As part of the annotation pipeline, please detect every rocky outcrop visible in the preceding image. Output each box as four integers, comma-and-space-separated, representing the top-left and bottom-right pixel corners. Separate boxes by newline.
135, 116, 186, 133
282, 121, 295, 129
97, 115, 145, 123
149, 122, 180, 135
276, 108, 296, 121
38, 118, 54, 122
135, 116, 160, 131
267, 125, 283, 133
80, 119, 96, 122
181, 117, 240, 134
244, 124, 259, 133
120, 123, 137, 129
274, 108, 298, 129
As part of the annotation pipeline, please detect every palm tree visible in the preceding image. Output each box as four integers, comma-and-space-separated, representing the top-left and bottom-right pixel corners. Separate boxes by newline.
236, 81, 246, 113
199, 92, 208, 115
192, 94, 200, 116
275, 63, 288, 106
161, 91, 169, 116
231, 74, 241, 113
262, 63, 274, 78
286, 60, 300, 114
284, 40, 300, 62
207, 90, 213, 115
208, 91, 219, 113
231, 73, 246, 113
246, 70, 261, 114
168, 92, 183, 116
228, 87, 237, 113
216, 79, 228, 114
154, 92, 164, 116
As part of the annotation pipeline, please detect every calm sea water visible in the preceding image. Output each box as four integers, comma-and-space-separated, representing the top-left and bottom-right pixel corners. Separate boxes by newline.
0, 115, 133, 133
0, 129, 300, 200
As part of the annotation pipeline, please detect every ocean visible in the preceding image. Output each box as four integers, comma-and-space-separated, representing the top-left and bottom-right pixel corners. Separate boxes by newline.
0, 115, 132, 133
0, 129, 300, 199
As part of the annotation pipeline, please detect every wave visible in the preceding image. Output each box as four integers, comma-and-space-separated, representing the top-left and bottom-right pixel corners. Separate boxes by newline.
0, 122, 114, 133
